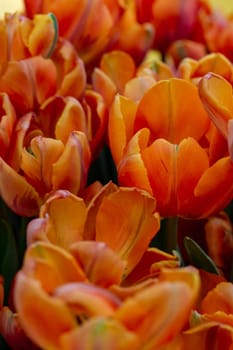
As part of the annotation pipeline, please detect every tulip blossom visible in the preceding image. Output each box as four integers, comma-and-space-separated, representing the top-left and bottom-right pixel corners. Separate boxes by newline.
26, 182, 160, 276
109, 76, 233, 218
0, 131, 91, 216
24, 0, 154, 67
0, 12, 58, 63
11, 241, 200, 349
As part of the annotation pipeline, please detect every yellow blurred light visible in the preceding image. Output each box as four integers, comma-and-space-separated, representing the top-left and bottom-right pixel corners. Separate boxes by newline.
208, 0, 233, 15
0, 0, 24, 16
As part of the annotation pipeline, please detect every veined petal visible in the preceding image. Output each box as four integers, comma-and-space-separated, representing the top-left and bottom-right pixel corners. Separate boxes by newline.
201, 282, 233, 314
22, 242, 87, 293
180, 322, 233, 350
176, 137, 209, 215
0, 93, 16, 160
118, 128, 152, 194
95, 187, 160, 275
70, 241, 125, 287
199, 72, 233, 139
135, 78, 209, 143
59, 317, 139, 350
14, 272, 76, 350
100, 51, 136, 93
21, 136, 64, 193
92, 68, 117, 107
37, 190, 87, 249
52, 131, 91, 194
109, 94, 137, 165
27, 14, 58, 57
0, 157, 40, 216
141, 138, 177, 216
125, 247, 178, 285
53, 39, 87, 99
194, 156, 233, 217
7, 113, 32, 171
158, 266, 200, 303
84, 181, 118, 240
55, 97, 87, 144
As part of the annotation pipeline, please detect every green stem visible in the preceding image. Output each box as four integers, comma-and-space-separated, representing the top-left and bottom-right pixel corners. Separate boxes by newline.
162, 216, 178, 254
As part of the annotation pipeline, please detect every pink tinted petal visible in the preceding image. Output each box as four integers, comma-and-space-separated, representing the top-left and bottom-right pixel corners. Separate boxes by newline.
70, 241, 125, 287
54, 282, 121, 317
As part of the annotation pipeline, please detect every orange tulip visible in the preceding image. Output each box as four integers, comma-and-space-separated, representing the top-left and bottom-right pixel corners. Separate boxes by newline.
13, 242, 200, 350
0, 131, 91, 216
26, 182, 160, 276
109, 77, 233, 218
24, 0, 155, 68
0, 12, 58, 63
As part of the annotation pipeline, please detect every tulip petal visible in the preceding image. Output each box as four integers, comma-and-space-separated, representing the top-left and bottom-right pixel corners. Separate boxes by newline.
0, 158, 40, 216
54, 282, 121, 317
60, 317, 139, 350
37, 190, 87, 249
22, 242, 87, 293
117, 128, 152, 194
82, 181, 118, 242
100, 51, 136, 93
201, 282, 233, 314
180, 322, 233, 350
92, 68, 117, 107
109, 94, 137, 165
21, 136, 64, 194
70, 241, 125, 287
27, 14, 58, 57
199, 72, 233, 138
95, 187, 160, 274
135, 78, 209, 143
116, 281, 195, 349
52, 131, 91, 194
55, 97, 87, 143
14, 272, 76, 350
194, 156, 233, 216
141, 138, 177, 216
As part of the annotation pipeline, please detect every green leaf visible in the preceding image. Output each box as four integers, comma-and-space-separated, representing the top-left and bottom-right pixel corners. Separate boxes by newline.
0, 219, 19, 304
46, 13, 59, 58
184, 236, 220, 275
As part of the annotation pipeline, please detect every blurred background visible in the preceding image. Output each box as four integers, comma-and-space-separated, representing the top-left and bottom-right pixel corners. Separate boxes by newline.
0, 0, 24, 16
0, 0, 233, 17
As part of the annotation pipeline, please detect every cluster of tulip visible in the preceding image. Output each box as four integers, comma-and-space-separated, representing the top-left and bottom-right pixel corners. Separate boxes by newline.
0, 0, 233, 349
